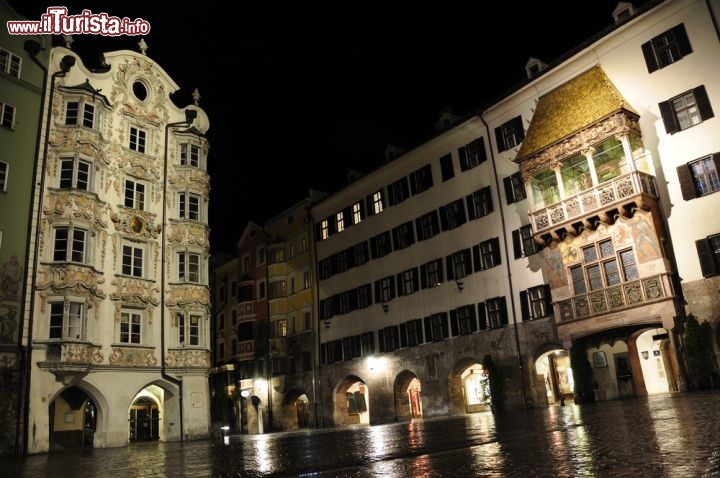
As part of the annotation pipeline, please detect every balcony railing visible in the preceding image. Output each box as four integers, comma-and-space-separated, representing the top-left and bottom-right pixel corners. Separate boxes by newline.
556, 273, 671, 323
530, 170, 657, 235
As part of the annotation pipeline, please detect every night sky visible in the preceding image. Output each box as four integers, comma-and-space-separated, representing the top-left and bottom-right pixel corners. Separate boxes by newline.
8, 0, 653, 253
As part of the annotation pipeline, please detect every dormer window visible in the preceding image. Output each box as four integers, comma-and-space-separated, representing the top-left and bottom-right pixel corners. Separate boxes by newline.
612, 2, 636, 24
525, 58, 547, 79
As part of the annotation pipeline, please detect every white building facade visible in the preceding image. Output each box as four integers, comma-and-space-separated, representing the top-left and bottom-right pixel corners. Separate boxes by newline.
22, 44, 212, 453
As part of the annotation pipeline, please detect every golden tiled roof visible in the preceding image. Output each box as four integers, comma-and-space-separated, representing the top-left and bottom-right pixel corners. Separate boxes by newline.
516, 65, 637, 161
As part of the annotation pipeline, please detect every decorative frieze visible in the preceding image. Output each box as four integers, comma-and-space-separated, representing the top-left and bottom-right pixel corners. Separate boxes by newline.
109, 346, 158, 366
165, 349, 210, 368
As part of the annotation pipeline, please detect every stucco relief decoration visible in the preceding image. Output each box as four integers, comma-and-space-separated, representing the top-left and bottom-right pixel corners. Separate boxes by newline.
643, 277, 664, 300
112, 57, 169, 126
165, 349, 210, 368
110, 210, 161, 240
166, 223, 185, 244
109, 278, 159, 313
168, 170, 210, 196
187, 225, 210, 250
36, 265, 106, 302
109, 347, 157, 366
0, 255, 23, 301
62, 343, 104, 364
166, 285, 209, 310
43, 191, 109, 232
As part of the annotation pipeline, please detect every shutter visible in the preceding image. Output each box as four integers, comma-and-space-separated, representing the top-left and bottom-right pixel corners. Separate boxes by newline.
399, 323, 407, 348
392, 227, 400, 250
458, 200, 467, 226
415, 217, 423, 241
513, 116, 525, 143
370, 236, 378, 259
420, 264, 428, 289
437, 259, 445, 284
492, 238, 502, 266
520, 290, 530, 321
512, 229, 522, 259
659, 99, 679, 134
413, 268, 420, 293
696, 238, 718, 277
473, 244, 482, 272
694, 85, 714, 121
446, 255, 455, 280
503, 176, 515, 204
450, 310, 459, 336
486, 186, 494, 214
378, 329, 386, 353
477, 302, 487, 330
543, 284, 553, 318
641, 41, 658, 73
441, 313, 450, 339
424, 316, 432, 342
494, 125, 506, 152
677, 164, 697, 200
466, 194, 477, 220
469, 306, 478, 332
674, 24, 692, 57
396, 273, 404, 296
500, 297, 509, 326
439, 205, 449, 230
478, 137, 488, 164
365, 194, 374, 217
374, 281, 381, 303
458, 145, 468, 171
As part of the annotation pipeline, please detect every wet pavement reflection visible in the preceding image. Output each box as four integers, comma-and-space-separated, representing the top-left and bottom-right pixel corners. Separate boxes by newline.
4, 391, 720, 477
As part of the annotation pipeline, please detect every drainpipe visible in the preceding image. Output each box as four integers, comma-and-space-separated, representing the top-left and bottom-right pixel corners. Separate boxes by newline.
308, 206, 321, 429
161, 109, 198, 442
20, 47, 75, 455
480, 113, 529, 410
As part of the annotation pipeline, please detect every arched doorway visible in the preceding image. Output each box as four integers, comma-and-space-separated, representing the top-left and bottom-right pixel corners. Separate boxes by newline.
279, 391, 310, 431
333, 375, 369, 426
535, 349, 573, 405
461, 365, 491, 413
48, 387, 97, 450
394, 371, 422, 421
129, 396, 159, 442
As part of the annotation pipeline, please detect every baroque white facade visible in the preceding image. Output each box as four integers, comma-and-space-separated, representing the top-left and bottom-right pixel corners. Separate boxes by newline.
22, 44, 212, 453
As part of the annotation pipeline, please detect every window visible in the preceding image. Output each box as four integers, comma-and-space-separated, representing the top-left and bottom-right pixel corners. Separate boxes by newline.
179, 192, 201, 220
180, 143, 201, 167
258, 281, 266, 299
269, 247, 284, 264
269, 280, 286, 299
375, 276, 395, 303
420, 258, 443, 288
122, 243, 144, 277
475, 238, 501, 270
642, 24, 692, 73
1, 102, 16, 129
258, 247, 265, 264
424, 312, 449, 342
354, 241, 369, 266
410, 164, 433, 195
242, 255, 250, 273
124, 178, 145, 209
467, 186, 493, 220
485, 297, 508, 329
453, 305, 478, 335
503, 171, 526, 204
320, 219, 329, 240
416, 210, 440, 241
397, 267, 419, 296
458, 138, 487, 171
300, 237, 309, 253
129, 126, 147, 153
336, 211, 345, 232
570, 239, 639, 294
403, 319, 423, 347
512, 225, 541, 259
178, 312, 201, 346
367, 190, 384, 216
495, 116, 525, 152
49, 300, 83, 339
0, 161, 7, 192
520, 285, 552, 321
120, 309, 142, 344
53, 226, 88, 263
677, 154, 720, 200
357, 284, 371, 309
0, 48, 21, 77
387, 177, 410, 206
439, 199, 466, 231
659, 86, 714, 134
178, 251, 201, 282
65, 101, 96, 128
59, 156, 91, 191
352, 201, 363, 224
303, 311, 312, 330
370, 231, 392, 259
695, 234, 720, 277
447, 248, 472, 279
238, 284, 253, 302
392, 221, 415, 250
379, 325, 400, 352
440, 153, 455, 182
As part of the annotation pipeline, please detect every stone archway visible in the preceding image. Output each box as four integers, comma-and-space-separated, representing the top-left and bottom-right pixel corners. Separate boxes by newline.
48, 386, 98, 450
394, 370, 422, 421
279, 390, 310, 431
332, 375, 369, 427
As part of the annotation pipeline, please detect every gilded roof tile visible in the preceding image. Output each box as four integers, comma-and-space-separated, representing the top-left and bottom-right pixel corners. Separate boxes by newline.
516, 65, 637, 161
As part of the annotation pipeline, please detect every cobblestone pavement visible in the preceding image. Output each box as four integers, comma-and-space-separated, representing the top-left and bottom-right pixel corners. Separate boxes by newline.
3, 391, 720, 477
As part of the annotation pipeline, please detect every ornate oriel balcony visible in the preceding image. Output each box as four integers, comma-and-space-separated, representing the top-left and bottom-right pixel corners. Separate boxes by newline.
530, 168, 658, 241
39, 342, 103, 384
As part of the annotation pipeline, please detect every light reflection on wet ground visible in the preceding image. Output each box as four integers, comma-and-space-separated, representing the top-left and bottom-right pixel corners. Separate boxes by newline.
3, 391, 720, 477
